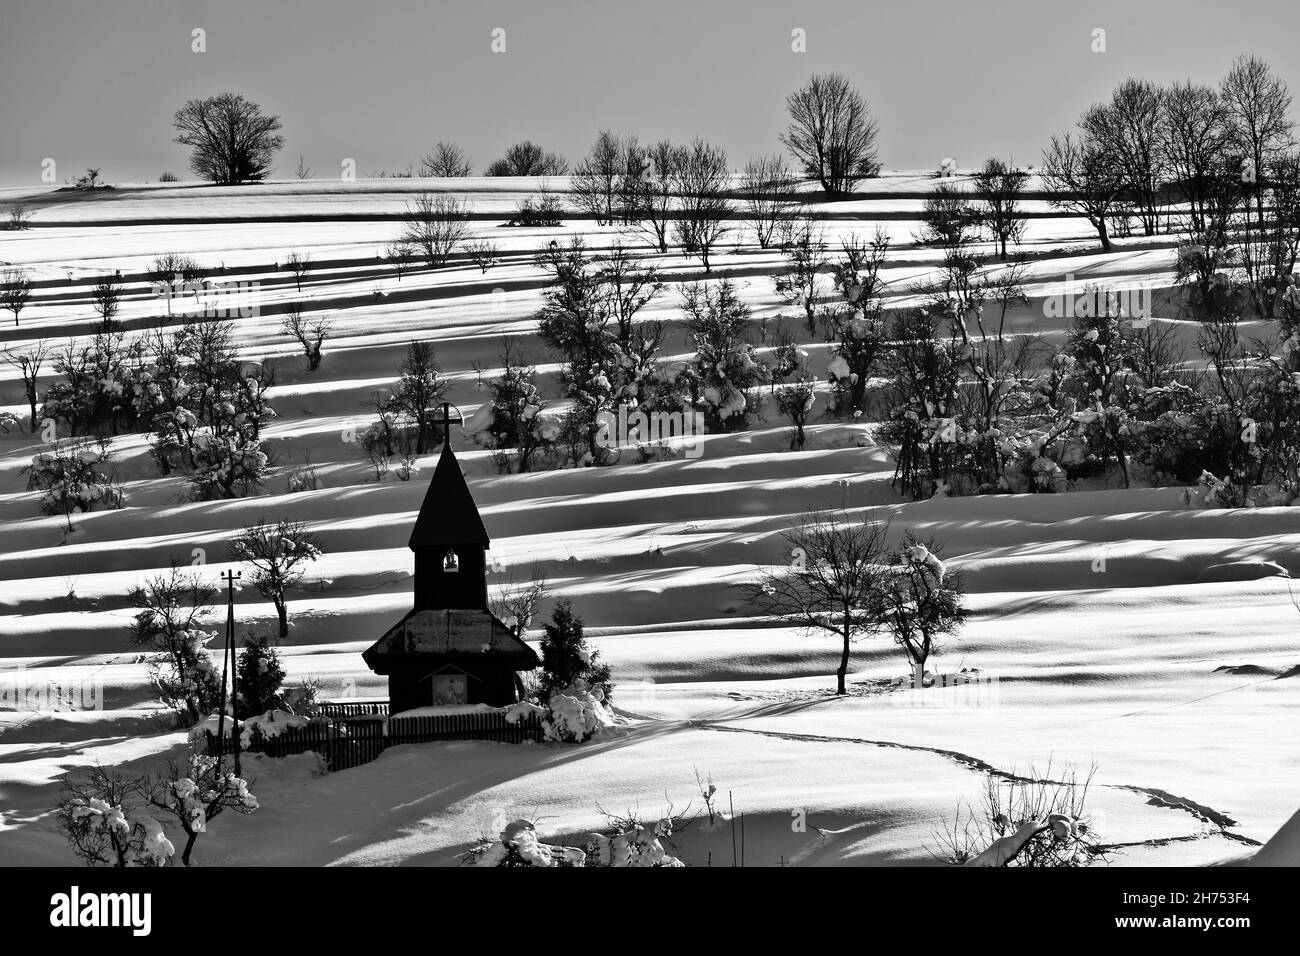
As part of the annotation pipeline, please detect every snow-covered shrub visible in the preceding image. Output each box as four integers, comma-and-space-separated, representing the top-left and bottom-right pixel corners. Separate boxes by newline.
357, 350, 442, 480
535, 241, 617, 464
1169, 277, 1300, 504
127, 566, 221, 725
239, 708, 311, 748
878, 311, 965, 498
24, 438, 124, 527
186, 427, 270, 500
878, 535, 965, 688
236, 633, 287, 718
776, 377, 817, 450
506, 189, 564, 227
823, 230, 890, 418
464, 816, 684, 868
935, 764, 1102, 867
534, 240, 669, 467
541, 683, 616, 743
586, 818, 684, 867
774, 222, 828, 333
56, 766, 174, 867
132, 317, 275, 497
680, 279, 768, 432
287, 457, 322, 492
1054, 308, 1140, 486
359, 410, 403, 480
151, 748, 259, 866
537, 599, 613, 703
148, 628, 221, 726
41, 331, 144, 438
998, 435, 1069, 494
483, 336, 552, 472
465, 818, 588, 867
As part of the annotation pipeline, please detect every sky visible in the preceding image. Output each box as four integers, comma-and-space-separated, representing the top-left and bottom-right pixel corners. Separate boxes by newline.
1, 0, 1298, 187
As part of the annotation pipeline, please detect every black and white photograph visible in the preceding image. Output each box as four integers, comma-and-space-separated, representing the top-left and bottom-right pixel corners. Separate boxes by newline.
0, 0, 1295, 923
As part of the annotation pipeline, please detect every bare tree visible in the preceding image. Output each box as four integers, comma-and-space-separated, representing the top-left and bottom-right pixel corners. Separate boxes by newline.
1160, 81, 1235, 238
1081, 79, 1169, 236
1040, 131, 1125, 250
1235, 151, 1300, 318
2, 338, 49, 430
596, 241, 664, 342
282, 250, 312, 293
148, 253, 201, 316
781, 72, 881, 196
4, 204, 32, 230
671, 139, 732, 272
745, 510, 891, 695
172, 92, 284, 184
629, 140, 681, 254
1, 266, 33, 327
295, 155, 314, 179
391, 340, 449, 454
741, 155, 798, 249
572, 130, 633, 225
485, 141, 568, 176
775, 221, 828, 333
1221, 54, 1295, 231
877, 535, 965, 688
384, 240, 416, 280
420, 141, 473, 177
399, 194, 470, 268
228, 519, 323, 642
972, 158, 1028, 260
281, 301, 331, 370
465, 238, 501, 273
490, 562, 550, 639
92, 274, 124, 330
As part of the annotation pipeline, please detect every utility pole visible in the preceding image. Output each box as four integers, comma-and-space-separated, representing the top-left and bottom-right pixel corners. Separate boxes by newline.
218, 569, 242, 777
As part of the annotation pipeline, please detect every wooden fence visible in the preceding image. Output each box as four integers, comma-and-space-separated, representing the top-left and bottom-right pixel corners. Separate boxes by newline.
205, 710, 545, 771
319, 699, 391, 719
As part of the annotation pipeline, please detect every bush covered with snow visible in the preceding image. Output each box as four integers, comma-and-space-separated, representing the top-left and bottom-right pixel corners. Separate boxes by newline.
24, 438, 124, 524
541, 683, 616, 743
537, 599, 614, 704
239, 708, 311, 747
464, 817, 684, 868
41, 330, 145, 437
130, 316, 275, 499
152, 748, 259, 866
56, 766, 174, 868
483, 337, 554, 473
936, 764, 1102, 867
680, 279, 768, 432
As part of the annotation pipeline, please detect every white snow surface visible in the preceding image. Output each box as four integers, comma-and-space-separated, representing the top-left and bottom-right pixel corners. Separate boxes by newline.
0, 177, 1297, 867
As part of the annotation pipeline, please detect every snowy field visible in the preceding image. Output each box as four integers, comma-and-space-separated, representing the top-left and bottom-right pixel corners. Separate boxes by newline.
1, 176, 1298, 867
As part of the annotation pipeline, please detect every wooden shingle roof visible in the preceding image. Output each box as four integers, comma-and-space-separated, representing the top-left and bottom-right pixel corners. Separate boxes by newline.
362, 608, 540, 673
408, 442, 490, 549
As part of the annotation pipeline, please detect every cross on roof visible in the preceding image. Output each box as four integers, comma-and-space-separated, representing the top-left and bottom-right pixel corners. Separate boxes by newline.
435, 402, 463, 447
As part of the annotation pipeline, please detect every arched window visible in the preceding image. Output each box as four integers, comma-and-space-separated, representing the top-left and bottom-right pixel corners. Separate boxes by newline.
443, 548, 459, 572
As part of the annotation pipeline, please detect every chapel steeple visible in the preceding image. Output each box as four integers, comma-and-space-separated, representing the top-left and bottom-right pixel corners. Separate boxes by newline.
408, 406, 489, 611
